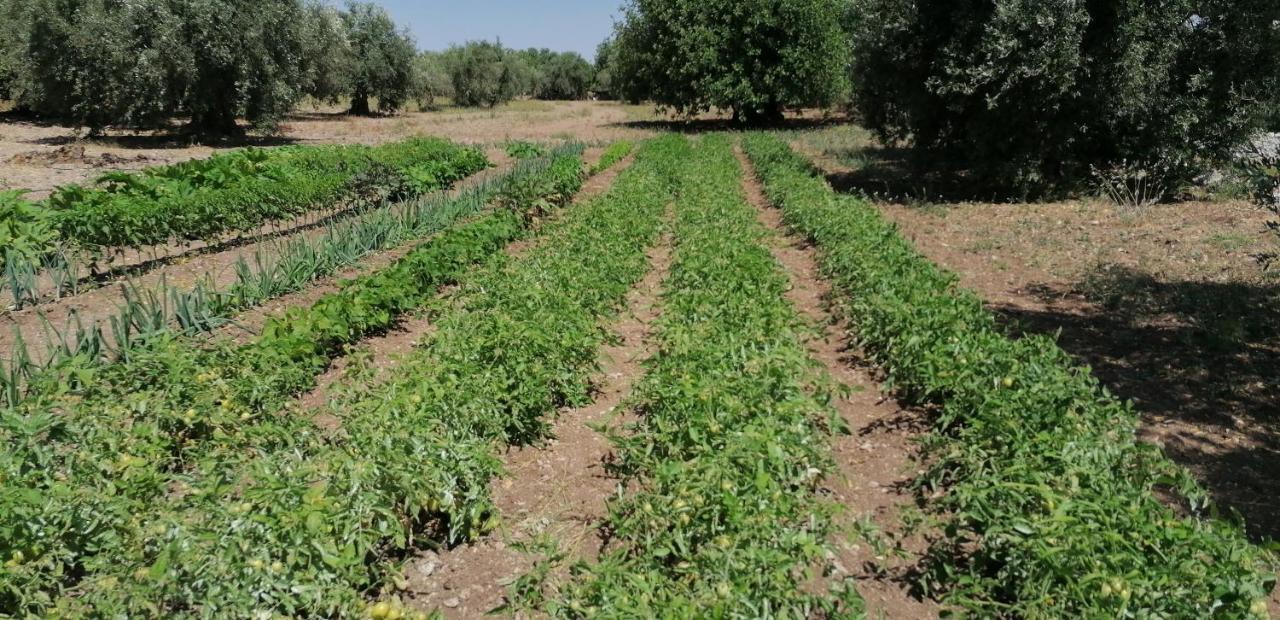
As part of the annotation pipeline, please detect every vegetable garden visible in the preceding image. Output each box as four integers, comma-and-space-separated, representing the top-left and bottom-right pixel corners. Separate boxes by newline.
0, 130, 1274, 619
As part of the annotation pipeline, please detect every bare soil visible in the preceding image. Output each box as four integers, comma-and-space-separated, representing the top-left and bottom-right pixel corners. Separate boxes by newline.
403, 204, 670, 618
795, 130, 1280, 543
736, 148, 939, 619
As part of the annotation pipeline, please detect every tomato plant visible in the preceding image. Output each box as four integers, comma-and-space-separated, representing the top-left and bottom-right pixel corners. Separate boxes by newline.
743, 133, 1276, 618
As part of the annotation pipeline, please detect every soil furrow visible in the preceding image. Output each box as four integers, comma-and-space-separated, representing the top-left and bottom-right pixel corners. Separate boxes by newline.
735, 146, 939, 619
402, 200, 666, 620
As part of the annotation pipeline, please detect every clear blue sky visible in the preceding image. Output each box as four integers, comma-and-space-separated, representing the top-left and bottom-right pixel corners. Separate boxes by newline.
369, 1, 627, 61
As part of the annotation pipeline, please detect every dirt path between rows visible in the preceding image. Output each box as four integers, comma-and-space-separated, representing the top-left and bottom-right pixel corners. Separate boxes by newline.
402, 214, 670, 619
292, 151, 633, 432
735, 147, 940, 619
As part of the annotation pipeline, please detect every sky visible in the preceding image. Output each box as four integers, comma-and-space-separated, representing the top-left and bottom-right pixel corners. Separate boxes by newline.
368, 1, 627, 61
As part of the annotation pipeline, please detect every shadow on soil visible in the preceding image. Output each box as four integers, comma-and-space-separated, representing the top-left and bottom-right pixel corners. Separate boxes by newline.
20, 133, 299, 150
821, 145, 1040, 205
607, 116, 846, 134
994, 266, 1280, 541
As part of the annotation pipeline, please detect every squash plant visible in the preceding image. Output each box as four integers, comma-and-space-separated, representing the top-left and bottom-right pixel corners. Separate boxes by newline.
0, 191, 56, 275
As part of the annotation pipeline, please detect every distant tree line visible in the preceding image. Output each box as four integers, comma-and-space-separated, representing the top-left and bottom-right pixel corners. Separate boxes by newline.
0, 0, 599, 136
418, 43, 597, 109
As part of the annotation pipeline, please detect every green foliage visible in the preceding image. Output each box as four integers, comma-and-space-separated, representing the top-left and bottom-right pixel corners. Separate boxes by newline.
850, 0, 1280, 195
342, 1, 418, 115
444, 41, 526, 108
0, 191, 55, 274
743, 134, 1276, 618
0, 147, 597, 616
1243, 154, 1280, 268
43, 138, 486, 251
298, 2, 355, 105
0, 0, 420, 133
515, 49, 595, 100
611, 0, 850, 123
542, 135, 863, 616
589, 140, 634, 175
592, 38, 617, 100
412, 51, 454, 108
505, 140, 548, 160
496, 149, 585, 225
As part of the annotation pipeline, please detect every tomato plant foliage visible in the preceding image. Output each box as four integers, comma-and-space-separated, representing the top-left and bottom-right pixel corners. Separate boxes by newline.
743, 133, 1276, 618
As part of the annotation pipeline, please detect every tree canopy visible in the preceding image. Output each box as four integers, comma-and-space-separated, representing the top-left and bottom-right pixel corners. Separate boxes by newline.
850, 0, 1280, 194
342, 2, 417, 115
609, 0, 850, 123
0, 0, 423, 134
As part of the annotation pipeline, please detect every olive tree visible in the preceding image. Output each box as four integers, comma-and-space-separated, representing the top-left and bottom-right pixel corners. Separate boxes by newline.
535, 52, 594, 100
446, 41, 525, 108
851, 0, 1280, 195
592, 39, 616, 100
412, 51, 454, 109
299, 2, 354, 106
610, 0, 850, 124
1, 0, 339, 135
342, 1, 417, 115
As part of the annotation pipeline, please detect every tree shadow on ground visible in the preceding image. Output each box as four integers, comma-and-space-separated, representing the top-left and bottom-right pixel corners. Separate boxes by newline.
993, 266, 1280, 541
607, 115, 847, 134
821, 144, 1039, 205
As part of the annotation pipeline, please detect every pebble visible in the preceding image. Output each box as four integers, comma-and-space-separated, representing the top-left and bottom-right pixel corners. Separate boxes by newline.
443, 598, 460, 608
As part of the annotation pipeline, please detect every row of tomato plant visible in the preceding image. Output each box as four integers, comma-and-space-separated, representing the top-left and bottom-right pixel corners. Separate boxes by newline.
0, 139, 666, 616
1, 137, 489, 310
742, 134, 1275, 618
534, 135, 862, 617
589, 140, 634, 176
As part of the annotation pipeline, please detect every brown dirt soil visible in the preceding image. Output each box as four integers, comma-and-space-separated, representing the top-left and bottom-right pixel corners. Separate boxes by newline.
736, 148, 939, 619
0, 101, 656, 197
796, 132, 1280, 544
402, 212, 670, 619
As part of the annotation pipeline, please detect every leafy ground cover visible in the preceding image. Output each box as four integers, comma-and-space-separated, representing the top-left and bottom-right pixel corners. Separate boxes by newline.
589, 141, 634, 176
743, 133, 1276, 618
0, 137, 672, 617
530, 135, 863, 618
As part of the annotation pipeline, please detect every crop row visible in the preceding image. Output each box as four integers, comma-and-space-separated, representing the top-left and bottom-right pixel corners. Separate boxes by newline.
589, 140, 635, 176
0, 147, 588, 615
540, 135, 862, 617
0, 137, 490, 308
742, 134, 1275, 618
0, 138, 668, 616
